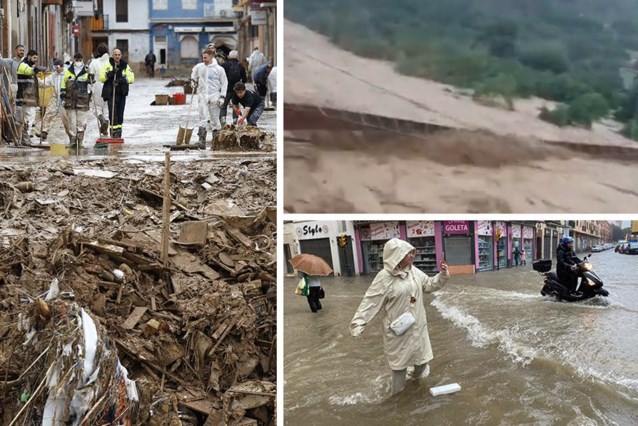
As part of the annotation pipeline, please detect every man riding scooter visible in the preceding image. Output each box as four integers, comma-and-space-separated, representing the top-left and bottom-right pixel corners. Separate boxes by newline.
556, 236, 582, 292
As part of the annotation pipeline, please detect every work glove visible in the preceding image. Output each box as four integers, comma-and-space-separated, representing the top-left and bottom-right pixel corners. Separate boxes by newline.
118, 76, 128, 85
35, 66, 47, 73
190, 79, 197, 89
233, 107, 241, 116
217, 97, 225, 108
106, 70, 115, 80
238, 117, 245, 125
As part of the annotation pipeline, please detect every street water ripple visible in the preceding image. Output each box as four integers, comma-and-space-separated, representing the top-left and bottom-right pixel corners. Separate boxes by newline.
284, 250, 638, 425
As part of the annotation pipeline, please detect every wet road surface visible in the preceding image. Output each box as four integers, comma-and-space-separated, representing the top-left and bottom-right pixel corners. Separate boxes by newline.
284, 250, 638, 425
0, 78, 276, 163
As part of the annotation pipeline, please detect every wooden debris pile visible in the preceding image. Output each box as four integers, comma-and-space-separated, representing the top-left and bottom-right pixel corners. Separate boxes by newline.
0, 158, 276, 425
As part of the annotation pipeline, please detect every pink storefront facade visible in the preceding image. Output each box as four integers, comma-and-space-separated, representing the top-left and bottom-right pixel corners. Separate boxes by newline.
353, 221, 537, 275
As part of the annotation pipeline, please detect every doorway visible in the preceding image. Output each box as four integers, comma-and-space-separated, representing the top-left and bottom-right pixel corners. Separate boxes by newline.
154, 35, 167, 65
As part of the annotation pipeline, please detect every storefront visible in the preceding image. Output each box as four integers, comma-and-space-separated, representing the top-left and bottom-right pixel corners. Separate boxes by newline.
406, 221, 438, 274
357, 222, 401, 274
295, 222, 335, 271
495, 221, 509, 268
476, 220, 494, 271
522, 226, 534, 262
511, 224, 522, 265
443, 221, 474, 274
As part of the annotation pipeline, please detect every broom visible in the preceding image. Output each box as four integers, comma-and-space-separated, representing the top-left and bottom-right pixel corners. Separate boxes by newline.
96, 65, 124, 146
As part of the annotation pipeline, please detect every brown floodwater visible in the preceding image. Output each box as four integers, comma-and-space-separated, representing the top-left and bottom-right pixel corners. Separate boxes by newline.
284, 250, 638, 425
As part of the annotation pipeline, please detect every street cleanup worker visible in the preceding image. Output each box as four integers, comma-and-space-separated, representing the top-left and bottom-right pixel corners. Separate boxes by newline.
230, 82, 265, 127
88, 43, 110, 138
220, 50, 247, 125
350, 238, 450, 396
190, 48, 228, 149
17, 49, 46, 145
61, 53, 91, 148
99, 48, 134, 138
252, 62, 272, 99
37, 59, 71, 141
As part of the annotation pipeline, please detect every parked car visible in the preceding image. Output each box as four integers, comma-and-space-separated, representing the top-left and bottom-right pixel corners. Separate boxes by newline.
627, 242, 638, 255
592, 245, 603, 252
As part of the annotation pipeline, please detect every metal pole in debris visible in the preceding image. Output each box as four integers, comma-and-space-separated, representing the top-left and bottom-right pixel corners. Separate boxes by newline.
161, 151, 171, 265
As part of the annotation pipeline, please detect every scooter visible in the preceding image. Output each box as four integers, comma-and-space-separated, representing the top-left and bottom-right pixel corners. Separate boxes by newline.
533, 256, 609, 302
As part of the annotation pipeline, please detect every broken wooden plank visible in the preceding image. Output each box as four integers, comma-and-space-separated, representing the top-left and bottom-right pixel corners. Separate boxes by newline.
121, 307, 148, 330
85, 241, 125, 256
226, 227, 252, 248
176, 221, 208, 247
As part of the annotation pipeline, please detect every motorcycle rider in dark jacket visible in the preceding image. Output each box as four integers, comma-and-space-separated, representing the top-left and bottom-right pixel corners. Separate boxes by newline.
557, 236, 581, 291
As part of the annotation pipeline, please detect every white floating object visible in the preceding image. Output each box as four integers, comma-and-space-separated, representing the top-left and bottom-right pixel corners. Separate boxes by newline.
430, 383, 461, 396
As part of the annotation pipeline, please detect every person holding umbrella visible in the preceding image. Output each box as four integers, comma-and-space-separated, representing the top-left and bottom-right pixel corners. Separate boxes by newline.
290, 253, 333, 313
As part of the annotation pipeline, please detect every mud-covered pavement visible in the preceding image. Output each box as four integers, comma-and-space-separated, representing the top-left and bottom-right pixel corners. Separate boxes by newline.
1, 77, 277, 162
284, 250, 638, 425
0, 78, 277, 425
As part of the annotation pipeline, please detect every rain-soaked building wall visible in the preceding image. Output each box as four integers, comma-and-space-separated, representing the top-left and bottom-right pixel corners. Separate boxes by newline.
352, 221, 539, 276
284, 221, 360, 278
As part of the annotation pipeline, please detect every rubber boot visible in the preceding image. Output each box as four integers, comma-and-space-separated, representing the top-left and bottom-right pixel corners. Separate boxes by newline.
197, 127, 206, 150
68, 135, 77, 150
41, 131, 48, 141
76, 131, 85, 147
98, 114, 109, 135
112, 129, 122, 138
210, 130, 218, 150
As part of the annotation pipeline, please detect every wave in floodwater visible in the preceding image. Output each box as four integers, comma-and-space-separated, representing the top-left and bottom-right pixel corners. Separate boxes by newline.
431, 297, 538, 365
328, 374, 388, 406
431, 296, 638, 402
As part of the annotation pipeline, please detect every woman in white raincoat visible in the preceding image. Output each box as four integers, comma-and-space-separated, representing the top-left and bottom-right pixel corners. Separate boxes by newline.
350, 238, 450, 396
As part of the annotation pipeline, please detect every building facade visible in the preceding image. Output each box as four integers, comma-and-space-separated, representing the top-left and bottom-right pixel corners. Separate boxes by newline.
149, 0, 238, 69
285, 220, 612, 278
283, 220, 360, 278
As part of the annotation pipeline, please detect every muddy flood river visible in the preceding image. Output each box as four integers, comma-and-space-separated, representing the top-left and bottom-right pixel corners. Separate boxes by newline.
284, 250, 638, 425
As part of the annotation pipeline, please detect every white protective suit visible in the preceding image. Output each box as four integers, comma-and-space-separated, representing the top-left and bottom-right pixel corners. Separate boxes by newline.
248, 49, 266, 77
88, 52, 110, 133
190, 61, 228, 132
350, 238, 449, 371
38, 71, 70, 137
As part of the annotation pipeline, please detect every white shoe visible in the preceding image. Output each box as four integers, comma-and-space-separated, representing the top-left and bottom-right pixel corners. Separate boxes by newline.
411, 364, 430, 379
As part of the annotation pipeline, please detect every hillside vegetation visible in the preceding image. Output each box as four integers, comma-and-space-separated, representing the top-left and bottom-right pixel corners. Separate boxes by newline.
286, 0, 638, 135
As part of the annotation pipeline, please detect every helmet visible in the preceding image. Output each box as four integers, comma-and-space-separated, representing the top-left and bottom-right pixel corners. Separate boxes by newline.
561, 236, 574, 245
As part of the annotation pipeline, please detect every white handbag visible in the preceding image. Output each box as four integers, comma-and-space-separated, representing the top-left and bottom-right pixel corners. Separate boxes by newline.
390, 312, 416, 336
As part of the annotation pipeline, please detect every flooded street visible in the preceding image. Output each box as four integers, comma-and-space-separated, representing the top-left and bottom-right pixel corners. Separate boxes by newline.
284, 250, 638, 425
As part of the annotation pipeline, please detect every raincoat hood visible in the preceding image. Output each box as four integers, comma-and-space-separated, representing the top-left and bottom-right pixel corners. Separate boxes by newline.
383, 238, 415, 275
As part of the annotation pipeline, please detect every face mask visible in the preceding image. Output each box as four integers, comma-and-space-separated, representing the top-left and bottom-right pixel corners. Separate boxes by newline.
74, 61, 83, 68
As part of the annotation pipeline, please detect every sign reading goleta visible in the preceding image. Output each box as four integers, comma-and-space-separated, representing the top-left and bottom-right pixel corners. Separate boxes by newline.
444, 221, 470, 234
296, 223, 329, 239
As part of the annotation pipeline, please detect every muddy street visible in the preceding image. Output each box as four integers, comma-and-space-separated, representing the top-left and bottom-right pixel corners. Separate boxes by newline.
284, 250, 638, 425
0, 77, 277, 424
1, 77, 277, 162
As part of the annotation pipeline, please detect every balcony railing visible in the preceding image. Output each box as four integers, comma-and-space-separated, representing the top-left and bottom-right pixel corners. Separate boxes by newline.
90, 14, 109, 31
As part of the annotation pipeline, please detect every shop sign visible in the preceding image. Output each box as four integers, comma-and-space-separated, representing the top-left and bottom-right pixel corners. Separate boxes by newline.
477, 220, 492, 236
444, 221, 470, 235
296, 222, 329, 240
523, 227, 534, 239
250, 10, 267, 25
368, 222, 400, 240
512, 226, 522, 238
495, 221, 508, 237
406, 221, 434, 237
